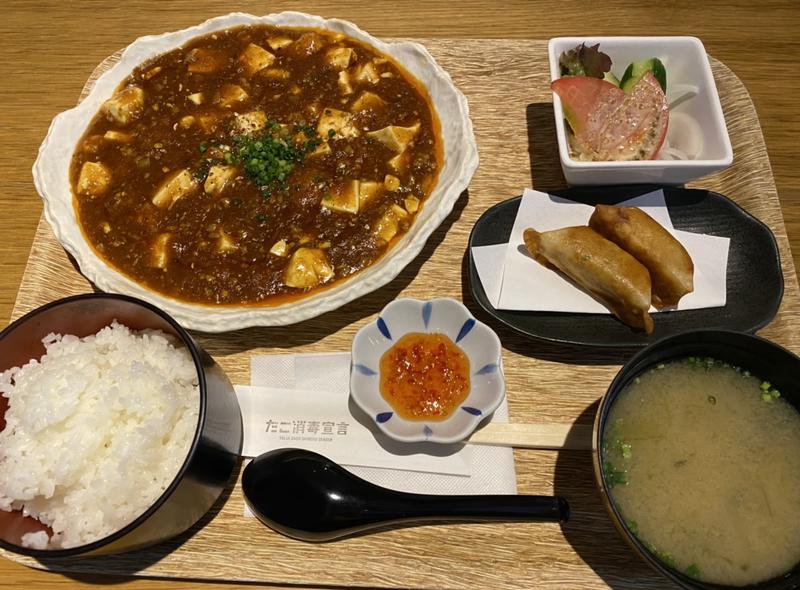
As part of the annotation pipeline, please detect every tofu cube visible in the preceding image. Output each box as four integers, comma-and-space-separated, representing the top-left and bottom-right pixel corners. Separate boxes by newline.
77, 161, 112, 197
187, 48, 226, 73
321, 179, 383, 214
351, 91, 386, 112
284, 248, 334, 288
388, 151, 411, 173
338, 70, 353, 95
404, 195, 420, 213
269, 239, 289, 257
234, 110, 267, 135
373, 204, 409, 242
239, 43, 276, 76
217, 83, 249, 108
204, 165, 237, 196
325, 46, 354, 70
150, 233, 171, 269
322, 180, 360, 214
217, 230, 238, 253
262, 68, 290, 80
178, 115, 195, 129
197, 112, 221, 133
352, 61, 380, 84
359, 181, 381, 207
152, 169, 197, 209
366, 122, 420, 153
317, 108, 359, 139
102, 86, 144, 125
103, 130, 133, 143
267, 36, 294, 51
384, 174, 400, 191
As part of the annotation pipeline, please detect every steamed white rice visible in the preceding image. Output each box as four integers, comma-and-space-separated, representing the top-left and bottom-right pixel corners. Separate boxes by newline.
0, 321, 199, 549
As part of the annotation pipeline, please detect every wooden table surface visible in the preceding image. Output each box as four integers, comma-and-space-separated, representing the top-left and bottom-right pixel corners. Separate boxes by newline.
0, 1, 798, 588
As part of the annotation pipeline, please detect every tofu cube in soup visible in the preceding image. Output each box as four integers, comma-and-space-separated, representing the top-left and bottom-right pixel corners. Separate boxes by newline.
384, 175, 401, 191
267, 36, 294, 51
217, 230, 238, 253
366, 123, 420, 153
373, 204, 410, 243
317, 108, 360, 138
152, 169, 197, 209
269, 239, 289, 257
102, 86, 144, 125
234, 110, 267, 135
239, 43, 275, 76
404, 195, 420, 213
284, 248, 334, 288
322, 180, 360, 214
289, 32, 327, 57
338, 71, 354, 95
359, 181, 382, 207
197, 112, 222, 133
322, 180, 383, 214
186, 47, 226, 73
204, 165, 237, 196
150, 233, 171, 269
351, 91, 386, 112
262, 68, 290, 80
352, 61, 380, 84
103, 130, 133, 143
77, 161, 111, 197
217, 83, 249, 108
388, 151, 411, 173
325, 46, 354, 70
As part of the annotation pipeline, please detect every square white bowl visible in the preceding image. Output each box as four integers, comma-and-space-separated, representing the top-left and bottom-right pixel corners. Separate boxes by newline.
547, 36, 733, 185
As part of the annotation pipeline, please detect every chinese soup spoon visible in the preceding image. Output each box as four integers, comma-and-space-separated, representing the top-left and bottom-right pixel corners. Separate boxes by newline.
242, 448, 569, 541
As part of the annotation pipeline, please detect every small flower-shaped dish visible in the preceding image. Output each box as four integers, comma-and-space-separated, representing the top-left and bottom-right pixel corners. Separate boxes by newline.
350, 298, 504, 444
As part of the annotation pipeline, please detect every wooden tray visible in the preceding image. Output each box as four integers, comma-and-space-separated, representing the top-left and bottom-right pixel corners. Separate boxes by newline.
4, 39, 799, 589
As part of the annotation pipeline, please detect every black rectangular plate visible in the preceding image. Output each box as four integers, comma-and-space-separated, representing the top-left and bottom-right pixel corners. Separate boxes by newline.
467, 185, 784, 349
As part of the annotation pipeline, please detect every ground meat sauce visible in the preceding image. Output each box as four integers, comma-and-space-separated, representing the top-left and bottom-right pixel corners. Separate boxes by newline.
71, 25, 442, 305
379, 332, 471, 421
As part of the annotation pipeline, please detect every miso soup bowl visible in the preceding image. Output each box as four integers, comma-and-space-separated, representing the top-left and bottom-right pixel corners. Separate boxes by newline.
0, 294, 243, 558
593, 330, 800, 590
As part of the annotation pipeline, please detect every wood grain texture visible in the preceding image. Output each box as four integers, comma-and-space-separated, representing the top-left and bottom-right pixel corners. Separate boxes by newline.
1, 33, 798, 589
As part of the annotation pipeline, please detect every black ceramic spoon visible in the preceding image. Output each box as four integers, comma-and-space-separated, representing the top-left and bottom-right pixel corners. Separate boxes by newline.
242, 448, 569, 541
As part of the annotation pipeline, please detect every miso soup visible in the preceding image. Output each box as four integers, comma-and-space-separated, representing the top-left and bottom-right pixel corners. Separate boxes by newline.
603, 358, 800, 586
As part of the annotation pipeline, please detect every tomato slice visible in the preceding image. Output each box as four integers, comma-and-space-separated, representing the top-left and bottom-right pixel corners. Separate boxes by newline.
552, 72, 669, 161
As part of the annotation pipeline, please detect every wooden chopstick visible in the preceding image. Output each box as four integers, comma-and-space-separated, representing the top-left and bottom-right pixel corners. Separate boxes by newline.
466, 423, 594, 450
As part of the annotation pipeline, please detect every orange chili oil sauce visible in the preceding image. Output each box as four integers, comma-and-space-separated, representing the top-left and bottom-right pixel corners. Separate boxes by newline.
378, 332, 470, 421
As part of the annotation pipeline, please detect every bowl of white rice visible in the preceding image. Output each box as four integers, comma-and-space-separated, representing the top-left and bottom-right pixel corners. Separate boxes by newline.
0, 294, 242, 557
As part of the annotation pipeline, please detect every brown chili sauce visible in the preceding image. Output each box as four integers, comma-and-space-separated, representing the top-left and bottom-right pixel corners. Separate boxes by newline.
71, 25, 442, 305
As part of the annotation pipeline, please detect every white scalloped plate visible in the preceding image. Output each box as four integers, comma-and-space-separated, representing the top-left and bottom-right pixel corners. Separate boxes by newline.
33, 12, 478, 332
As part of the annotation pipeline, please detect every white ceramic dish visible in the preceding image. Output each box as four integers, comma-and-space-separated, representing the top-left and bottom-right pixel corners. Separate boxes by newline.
350, 298, 504, 444
33, 12, 478, 332
548, 36, 733, 186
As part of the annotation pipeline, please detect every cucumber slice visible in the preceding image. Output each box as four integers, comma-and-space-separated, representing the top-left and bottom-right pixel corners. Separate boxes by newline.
620, 58, 667, 93
603, 71, 621, 86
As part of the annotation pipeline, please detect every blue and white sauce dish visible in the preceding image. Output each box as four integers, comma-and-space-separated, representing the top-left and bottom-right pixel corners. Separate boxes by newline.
350, 298, 505, 444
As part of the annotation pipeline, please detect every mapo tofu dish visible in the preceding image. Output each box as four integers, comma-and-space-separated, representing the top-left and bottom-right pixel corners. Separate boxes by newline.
71, 25, 442, 305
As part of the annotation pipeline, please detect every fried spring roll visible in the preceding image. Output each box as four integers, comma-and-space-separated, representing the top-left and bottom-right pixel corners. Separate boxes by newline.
524, 226, 654, 333
589, 205, 694, 308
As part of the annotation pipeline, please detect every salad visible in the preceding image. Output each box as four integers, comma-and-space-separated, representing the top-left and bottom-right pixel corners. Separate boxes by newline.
552, 44, 677, 162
